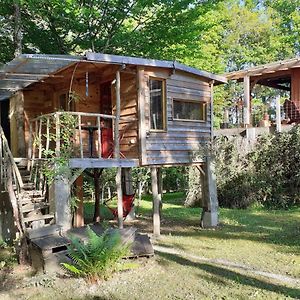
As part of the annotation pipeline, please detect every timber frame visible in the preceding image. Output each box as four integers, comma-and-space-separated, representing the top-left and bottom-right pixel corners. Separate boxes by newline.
0, 53, 226, 239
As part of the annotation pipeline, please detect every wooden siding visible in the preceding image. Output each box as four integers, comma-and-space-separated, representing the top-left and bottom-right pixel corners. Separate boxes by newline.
143, 68, 212, 166
112, 72, 139, 159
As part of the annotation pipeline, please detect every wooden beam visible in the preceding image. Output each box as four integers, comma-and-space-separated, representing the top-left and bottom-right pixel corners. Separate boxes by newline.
137, 67, 147, 165
151, 167, 160, 237
69, 158, 139, 169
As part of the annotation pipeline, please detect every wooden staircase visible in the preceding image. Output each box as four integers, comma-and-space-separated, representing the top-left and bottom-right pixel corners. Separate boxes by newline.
15, 160, 54, 231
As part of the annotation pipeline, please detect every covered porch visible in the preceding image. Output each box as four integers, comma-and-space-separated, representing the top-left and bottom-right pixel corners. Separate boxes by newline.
217, 57, 300, 137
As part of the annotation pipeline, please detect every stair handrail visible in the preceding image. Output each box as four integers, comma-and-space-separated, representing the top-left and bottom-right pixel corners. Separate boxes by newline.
0, 126, 24, 190
0, 125, 25, 234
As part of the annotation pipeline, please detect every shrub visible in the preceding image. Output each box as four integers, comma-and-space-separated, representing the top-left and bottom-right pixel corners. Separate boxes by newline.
61, 226, 130, 282
213, 127, 300, 209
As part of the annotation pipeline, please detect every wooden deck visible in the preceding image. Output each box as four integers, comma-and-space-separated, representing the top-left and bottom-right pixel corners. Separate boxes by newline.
69, 158, 139, 168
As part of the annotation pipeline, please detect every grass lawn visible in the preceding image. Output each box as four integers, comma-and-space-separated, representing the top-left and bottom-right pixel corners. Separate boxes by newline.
1, 192, 299, 299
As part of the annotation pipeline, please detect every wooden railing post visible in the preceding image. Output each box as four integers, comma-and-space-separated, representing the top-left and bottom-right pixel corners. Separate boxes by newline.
55, 113, 60, 156
38, 118, 43, 159
97, 116, 101, 158
78, 115, 83, 158
27, 122, 33, 171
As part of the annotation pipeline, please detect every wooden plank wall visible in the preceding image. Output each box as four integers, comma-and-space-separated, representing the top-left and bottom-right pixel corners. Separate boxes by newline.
143, 68, 212, 165
23, 67, 139, 159
112, 72, 139, 159
291, 69, 300, 107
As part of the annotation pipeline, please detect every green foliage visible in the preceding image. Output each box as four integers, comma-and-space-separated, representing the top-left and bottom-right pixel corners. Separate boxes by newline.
41, 112, 77, 184
61, 226, 130, 282
214, 128, 300, 209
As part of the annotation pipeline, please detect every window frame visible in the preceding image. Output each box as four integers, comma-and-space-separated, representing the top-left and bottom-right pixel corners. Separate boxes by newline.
57, 91, 75, 111
149, 77, 167, 132
172, 98, 207, 122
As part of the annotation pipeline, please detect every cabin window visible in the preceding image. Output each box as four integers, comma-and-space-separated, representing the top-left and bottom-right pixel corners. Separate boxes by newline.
173, 99, 207, 121
58, 92, 74, 111
149, 78, 166, 130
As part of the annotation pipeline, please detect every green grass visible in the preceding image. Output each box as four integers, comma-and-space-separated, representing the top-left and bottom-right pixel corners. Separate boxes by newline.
3, 193, 299, 300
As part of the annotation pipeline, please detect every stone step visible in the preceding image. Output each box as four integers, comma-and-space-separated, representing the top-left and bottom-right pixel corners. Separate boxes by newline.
22, 202, 49, 213
24, 214, 54, 223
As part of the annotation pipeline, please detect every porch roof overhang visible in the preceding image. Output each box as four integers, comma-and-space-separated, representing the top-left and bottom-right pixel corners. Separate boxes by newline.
0, 54, 82, 101
225, 57, 300, 91
0, 52, 227, 101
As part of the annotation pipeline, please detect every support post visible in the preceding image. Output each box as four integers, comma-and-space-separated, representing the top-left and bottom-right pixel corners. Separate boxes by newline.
243, 75, 251, 127
276, 96, 282, 133
200, 157, 218, 228
151, 167, 161, 237
114, 70, 121, 159
116, 167, 123, 228
93, 169, 101, 223
74, 175, 84, 227
10, 91, 26, 157
50, 175, 72, 231
115, 70, 123, 228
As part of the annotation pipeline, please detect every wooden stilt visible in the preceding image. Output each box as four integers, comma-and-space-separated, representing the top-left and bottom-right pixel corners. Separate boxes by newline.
93, 169, 101, 223
200, 157, 218, 228
151, 167, 160, 237
157, 168, 163, 217
74, 174, 84, 227
116, 167, 123, 228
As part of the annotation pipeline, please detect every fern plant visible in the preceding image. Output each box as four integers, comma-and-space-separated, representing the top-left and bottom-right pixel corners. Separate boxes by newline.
61, 226, 130, 282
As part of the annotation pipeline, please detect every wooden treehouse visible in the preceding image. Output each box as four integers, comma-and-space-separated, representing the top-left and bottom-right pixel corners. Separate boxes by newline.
217, 57, 300, 138
0, 53, 226, 257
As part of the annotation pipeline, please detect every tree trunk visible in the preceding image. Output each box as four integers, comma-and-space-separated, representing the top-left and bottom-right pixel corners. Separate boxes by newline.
13, 2, 22, 57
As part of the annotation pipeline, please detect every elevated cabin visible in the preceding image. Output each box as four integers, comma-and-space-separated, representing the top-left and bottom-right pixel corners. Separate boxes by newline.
0, 53, 226, 241
218, 57, 300, 138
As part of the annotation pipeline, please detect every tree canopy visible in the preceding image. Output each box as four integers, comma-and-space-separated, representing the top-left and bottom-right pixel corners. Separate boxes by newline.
1, 0, 299, 72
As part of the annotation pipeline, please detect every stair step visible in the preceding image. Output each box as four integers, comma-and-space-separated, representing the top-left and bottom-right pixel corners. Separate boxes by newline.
14, 158, 28, 167
20, 196, 45, 204
24, 214, 54, 223
26, 225, 61, 239
22, 202, 49, 213
21, 191, 44, 198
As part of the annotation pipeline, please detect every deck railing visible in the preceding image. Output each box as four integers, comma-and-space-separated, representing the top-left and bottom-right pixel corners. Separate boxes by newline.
28, 111, 120, 161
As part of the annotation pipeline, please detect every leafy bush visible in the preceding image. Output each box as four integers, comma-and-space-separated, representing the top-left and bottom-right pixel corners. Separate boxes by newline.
61, 226, 130, 282
214, 127, 300, 209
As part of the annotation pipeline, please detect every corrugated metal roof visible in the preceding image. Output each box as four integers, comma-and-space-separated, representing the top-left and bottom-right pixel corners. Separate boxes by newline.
86, 52, 227, 83
0, 53, 227, 101
0, 54, 82, 100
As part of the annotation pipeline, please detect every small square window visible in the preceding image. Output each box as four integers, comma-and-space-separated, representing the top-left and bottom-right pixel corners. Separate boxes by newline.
173, 99, 207, 121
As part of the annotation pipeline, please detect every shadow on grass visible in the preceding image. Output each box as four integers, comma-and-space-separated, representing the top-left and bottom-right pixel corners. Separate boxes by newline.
155, 204, 300, 254
157, 251, 300, 299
